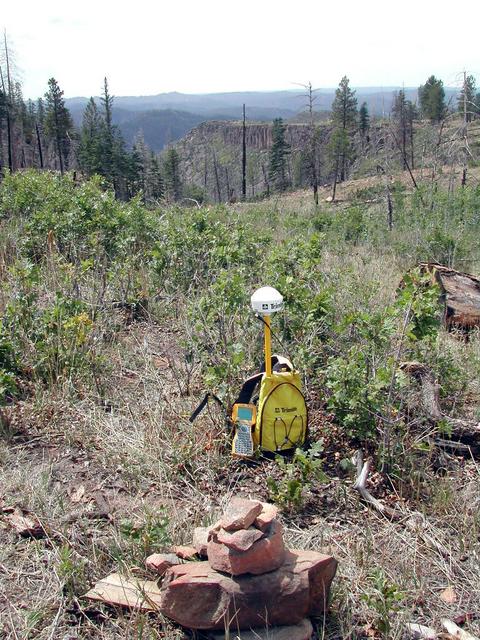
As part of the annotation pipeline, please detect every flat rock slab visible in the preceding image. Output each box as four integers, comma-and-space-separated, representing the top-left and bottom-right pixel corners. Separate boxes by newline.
216, 526, 264, 552
210, 618, 313, 639
193, 527, 210, 556
145, 553, 181, 576
160, 549, 337, 630
84, 573, 162, 611
220, 498, 262, 531
208, 520, 285, 575
254, 503, 278, 532
173, 545, 198, 560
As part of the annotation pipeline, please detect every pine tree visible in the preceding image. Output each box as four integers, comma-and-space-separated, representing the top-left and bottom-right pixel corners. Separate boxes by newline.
78, 97, 103, 176
359, 102, 370, 139
269, 118, 290, 192
36, 98, 45, 127
98, 77, 130, 197
405, 100, 418, 169
163, 147, 182, 202
44, 77, 74, 174
332, 76, 358, 132
418, 76, 446, 123
329, 76, 357, 196
100, 77, 114, 179
149, 152, 164, 203
457, 75, 477, 123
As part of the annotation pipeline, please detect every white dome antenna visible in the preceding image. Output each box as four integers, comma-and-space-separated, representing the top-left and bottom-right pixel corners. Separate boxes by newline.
251, 286, 284, 377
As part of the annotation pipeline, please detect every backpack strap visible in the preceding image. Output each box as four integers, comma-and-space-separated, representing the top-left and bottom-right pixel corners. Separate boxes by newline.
189, 392, 224, 423
234, 372, 263, 405
234, 355, 293, 405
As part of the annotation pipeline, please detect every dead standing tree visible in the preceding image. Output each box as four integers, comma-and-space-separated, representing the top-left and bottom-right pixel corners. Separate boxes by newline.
295, 82, 320, 206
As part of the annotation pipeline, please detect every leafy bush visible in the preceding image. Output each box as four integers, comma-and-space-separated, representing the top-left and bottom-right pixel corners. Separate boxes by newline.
0, 170, 160, 262
267, 441, 327, 510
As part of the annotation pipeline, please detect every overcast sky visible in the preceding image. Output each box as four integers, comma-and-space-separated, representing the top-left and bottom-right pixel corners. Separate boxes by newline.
3, 0, 480, 99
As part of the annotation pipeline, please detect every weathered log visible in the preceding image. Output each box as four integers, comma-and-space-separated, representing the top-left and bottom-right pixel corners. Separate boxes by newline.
419, 262, 480, 334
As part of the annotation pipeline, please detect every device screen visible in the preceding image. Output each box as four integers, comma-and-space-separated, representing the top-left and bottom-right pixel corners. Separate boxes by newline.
237, 406, 254, 421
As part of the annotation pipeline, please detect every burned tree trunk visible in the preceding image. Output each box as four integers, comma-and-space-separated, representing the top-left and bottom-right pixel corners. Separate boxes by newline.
419, 262, 480, 335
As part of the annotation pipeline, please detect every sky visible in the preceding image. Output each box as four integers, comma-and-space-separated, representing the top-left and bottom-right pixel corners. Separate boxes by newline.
2, 0, 480, 100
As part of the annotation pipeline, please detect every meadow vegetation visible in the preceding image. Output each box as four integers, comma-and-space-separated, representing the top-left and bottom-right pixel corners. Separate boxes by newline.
0, 169, 479, 639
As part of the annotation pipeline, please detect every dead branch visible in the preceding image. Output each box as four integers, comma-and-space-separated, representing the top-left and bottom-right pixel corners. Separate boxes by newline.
404, 622, 436, 639
352, 450, 400, 520
442, 619, 480, 640
352, 450, 450, 557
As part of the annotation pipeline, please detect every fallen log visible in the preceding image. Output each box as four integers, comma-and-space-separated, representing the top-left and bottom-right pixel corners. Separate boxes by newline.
419, 262, 480, 335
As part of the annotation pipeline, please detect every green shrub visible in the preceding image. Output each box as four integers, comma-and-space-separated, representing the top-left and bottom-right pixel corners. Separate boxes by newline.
0, 170, 160, 262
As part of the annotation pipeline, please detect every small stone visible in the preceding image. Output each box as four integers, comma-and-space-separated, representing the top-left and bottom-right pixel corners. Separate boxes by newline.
220, 498, 262, 532
145, 553, 180, 576
208, 519, 285, 575
193, 527, 210, 556
254, 502, 278, 532
216, 526, 264, 552
173, 545, 198, 560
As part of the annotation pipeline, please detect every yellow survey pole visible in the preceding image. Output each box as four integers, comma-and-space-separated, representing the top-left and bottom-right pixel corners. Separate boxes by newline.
264, 314, 272, 377
251, 287, 283, 378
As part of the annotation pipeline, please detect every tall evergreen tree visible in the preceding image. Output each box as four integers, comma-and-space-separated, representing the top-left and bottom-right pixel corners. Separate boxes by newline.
78, 97, 103, 176
149, 152, 164, 203
418, 75, 446, 123
329, 76, 357, 196
163, 147, 182, 202
269, 118, 290, 192
359, 102, 370, 140
98, 78, 130, 197
44, 77, 74, 174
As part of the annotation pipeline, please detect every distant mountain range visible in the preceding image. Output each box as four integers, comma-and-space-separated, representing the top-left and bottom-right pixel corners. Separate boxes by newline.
66, 87, 459, 151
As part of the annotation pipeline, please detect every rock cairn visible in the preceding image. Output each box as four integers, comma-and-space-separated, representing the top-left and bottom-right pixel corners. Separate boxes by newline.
147, 498, 338, 636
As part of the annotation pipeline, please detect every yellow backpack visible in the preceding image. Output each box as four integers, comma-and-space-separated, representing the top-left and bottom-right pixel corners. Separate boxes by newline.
234, 355, 308, 453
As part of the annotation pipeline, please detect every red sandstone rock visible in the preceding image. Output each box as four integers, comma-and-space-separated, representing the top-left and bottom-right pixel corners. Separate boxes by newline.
159, 549, 337, 630
192, 527, 210, 556
173, 545, 197, 560
216, 526, 264, 552
220, 498, 262, 532
208, 519, 285, 575
254, 502, 279, 532
145, 553, 180, 576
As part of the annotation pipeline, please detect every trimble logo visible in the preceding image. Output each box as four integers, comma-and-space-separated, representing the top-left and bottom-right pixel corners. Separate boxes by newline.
274, 407, 297, 413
